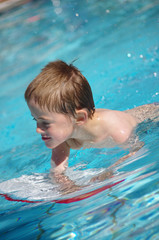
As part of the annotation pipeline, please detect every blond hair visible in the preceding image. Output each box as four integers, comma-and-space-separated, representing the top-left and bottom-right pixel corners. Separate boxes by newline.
25, 60, 95, 118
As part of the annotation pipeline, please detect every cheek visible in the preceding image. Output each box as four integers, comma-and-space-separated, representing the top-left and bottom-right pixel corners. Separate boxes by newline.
58, 126, 73, 139
48, 125, 73, 139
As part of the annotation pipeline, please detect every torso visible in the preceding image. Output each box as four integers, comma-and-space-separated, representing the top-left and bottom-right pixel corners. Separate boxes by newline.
66, 104, 159, 151
66, 136, 118, 150
66, 108, 138, 150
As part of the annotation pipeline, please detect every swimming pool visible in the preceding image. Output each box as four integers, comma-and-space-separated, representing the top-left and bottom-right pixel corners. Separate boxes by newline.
0, 0, 159, 239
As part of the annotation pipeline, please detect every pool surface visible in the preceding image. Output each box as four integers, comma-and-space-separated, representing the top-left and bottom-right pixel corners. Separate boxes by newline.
0, 0, 159, 239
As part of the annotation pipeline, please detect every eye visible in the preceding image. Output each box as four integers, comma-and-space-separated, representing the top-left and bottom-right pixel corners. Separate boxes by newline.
32, 117, 36, 121
42, 122, 50, 127
43, 122, 49, 125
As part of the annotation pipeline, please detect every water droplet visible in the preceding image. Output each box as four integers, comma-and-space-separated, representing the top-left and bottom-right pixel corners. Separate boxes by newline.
153, 72, 157, 77
106, 9, 110, 13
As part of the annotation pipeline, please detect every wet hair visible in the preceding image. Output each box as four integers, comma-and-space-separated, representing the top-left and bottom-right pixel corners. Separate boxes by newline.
25, 60, 95, 118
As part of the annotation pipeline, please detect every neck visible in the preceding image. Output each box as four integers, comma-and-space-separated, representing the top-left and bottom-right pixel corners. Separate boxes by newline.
71, 112, 103, 143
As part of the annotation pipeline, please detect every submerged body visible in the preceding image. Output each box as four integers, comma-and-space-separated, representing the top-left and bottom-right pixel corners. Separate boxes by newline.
25, 60, 159, 192
125, 103, 159, 123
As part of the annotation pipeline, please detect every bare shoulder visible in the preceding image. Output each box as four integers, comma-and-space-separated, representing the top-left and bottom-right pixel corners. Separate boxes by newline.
97, 109, 137, 126
99, 109, 137, 144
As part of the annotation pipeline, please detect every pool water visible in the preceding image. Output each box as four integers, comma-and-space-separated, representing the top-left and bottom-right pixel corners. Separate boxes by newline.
0, 0, 159, 239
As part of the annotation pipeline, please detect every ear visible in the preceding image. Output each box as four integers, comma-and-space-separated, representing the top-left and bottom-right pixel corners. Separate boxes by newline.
75, 109, 88, 125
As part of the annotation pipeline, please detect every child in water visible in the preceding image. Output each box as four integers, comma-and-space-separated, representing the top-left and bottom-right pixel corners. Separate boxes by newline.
25, 60, 159, 192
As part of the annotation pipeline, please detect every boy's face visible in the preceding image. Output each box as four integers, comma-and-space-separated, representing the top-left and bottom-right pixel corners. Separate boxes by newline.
27, 99, 75, 149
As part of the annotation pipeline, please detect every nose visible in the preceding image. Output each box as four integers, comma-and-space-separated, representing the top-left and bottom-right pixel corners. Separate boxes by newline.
36, 123, 45, 134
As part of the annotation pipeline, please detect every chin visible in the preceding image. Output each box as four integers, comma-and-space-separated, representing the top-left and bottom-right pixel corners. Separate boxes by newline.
45, 145, 53, 149
45, 144, 56, 149
44, 142, 58, 149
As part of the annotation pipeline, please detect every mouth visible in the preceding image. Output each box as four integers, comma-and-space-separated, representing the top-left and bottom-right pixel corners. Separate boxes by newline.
41, 136, 51, 141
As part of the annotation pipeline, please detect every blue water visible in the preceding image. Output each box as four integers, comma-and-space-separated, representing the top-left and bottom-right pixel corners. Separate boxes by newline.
0, 0, 159, 239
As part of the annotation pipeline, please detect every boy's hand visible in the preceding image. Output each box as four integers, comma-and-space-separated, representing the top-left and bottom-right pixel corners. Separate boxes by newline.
50, 142, 83, 195
50, 171, 81, 195
59, 182, 81, 195
90, 169, 114, 182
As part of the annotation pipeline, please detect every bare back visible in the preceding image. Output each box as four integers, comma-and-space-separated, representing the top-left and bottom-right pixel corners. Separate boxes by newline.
125, 103, 159, 123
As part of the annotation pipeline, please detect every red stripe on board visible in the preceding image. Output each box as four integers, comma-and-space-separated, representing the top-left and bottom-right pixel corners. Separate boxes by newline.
0, 193, 40, 203
54, 179, 124, 204
0, 179, 124, 204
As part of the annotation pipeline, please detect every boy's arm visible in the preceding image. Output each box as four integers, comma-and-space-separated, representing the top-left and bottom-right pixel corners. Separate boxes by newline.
50, 142, 70, 174
91, 141, 144, 183
50, 142, 81, 194
108, 140, 144, 169
91, 112, 143, 182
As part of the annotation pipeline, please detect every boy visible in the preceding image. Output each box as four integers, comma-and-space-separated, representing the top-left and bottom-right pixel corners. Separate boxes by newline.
25, 60, 159, 192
